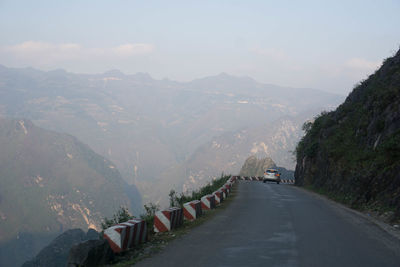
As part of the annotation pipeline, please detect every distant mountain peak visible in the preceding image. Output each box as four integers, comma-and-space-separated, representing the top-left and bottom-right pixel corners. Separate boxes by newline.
48, 68, 67, 74
191, 72, 257, 86
216, 72, 230, 78
102, 69, 125, 77
131, 72, 153, 82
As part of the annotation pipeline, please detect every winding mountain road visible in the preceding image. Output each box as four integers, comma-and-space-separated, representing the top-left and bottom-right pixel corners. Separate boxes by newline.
136, 181, 400, 267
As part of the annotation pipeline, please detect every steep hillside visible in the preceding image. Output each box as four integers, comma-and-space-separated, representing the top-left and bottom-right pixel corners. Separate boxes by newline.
295, 49, 400, 220
0, 118, 141, 266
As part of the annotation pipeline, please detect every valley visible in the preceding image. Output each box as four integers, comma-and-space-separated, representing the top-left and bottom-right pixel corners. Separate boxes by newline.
0, 66, 343, 205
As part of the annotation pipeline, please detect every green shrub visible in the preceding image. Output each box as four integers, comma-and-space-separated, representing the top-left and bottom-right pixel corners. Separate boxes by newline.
304, 142, 319, 158
378, 130, 400, 164
101, 206, 134, 230
140, 202, 159, 236
169, 174, 231, 207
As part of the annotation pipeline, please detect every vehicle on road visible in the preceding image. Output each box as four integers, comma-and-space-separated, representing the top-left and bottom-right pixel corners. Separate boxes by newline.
263, 169, 281, 184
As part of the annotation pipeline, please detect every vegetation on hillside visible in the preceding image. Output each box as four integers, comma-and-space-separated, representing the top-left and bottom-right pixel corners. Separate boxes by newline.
295, 49, 400, 221
102, 174, 231, 237
101, 207, 135, 230
168, 174, 231, 207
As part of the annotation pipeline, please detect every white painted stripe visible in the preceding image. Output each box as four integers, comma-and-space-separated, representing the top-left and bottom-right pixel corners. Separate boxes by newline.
128, 219, 141, 245
201, 195, 210, 209
104, 225, 125, 249
120, 222, 135, 248
155, 210, 171, 232
184, 202, 196, 219
213, 192, 220, 204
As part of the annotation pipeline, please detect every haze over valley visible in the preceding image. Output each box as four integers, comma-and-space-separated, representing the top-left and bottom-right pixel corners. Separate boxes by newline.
0, 65, 343, 204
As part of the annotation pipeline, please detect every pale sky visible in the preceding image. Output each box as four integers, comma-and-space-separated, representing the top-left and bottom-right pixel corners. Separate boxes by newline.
0, 0, 399, 94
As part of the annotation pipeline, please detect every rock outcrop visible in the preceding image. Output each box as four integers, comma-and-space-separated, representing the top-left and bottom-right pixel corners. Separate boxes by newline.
295, 49, 400, 220
239, 155, 295, 179
239, 155, 276, 177
22, 229, 99, 267
68, 239, 114, 267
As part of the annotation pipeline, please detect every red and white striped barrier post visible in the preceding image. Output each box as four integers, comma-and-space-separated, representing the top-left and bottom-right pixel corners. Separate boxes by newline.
201, 194, 216, 211
183, 200, 202, 221
103, 225, 128, 253
154, 209, 171, 232
224, 183, 231, 194
154, 207, 183, 232
169, 207, 183, 229
220, 187, 227, 198
103, 218, 147, 253
127, 218, 147, 245
213, 190, 224, 205
281, 179, 295, 184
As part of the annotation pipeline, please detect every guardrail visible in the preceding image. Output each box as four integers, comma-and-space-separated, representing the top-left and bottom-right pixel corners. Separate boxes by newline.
103, 219, 147, 253
102, 175, 295, 254
102, 175, 237, 253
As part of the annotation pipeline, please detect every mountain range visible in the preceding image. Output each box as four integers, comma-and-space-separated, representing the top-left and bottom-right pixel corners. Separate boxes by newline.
0, 65, 343, 205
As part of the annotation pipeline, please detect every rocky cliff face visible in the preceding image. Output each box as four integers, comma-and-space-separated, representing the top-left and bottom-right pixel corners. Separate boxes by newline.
295, 49, 400, 220
239, 155, 276, 177
239, 155, 295, 179
0, 118, 140, 266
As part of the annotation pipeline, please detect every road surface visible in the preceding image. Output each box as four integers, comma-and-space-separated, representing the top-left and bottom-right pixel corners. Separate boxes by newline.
136, 181, 400, 267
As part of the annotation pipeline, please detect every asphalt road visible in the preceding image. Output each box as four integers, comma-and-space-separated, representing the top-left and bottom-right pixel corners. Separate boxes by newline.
136, 181, 400, 267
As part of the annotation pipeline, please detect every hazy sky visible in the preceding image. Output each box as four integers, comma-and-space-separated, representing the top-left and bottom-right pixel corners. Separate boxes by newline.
0, 0, 399, 94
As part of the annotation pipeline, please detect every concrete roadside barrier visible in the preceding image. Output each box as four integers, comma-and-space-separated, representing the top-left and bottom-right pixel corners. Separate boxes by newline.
281, 179, 295, 184
154, 210, 172, 233
224, 183, 231, 194
169, 207, 184, 229
103, 225, 129, 253
103, 218, 147, 253
127, 218, 147, 245
220, 187, 227, 198
213, 190, 224, 205
183, 200, 202, 221
154, 207, 183, 233
201, 195, 216, 211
